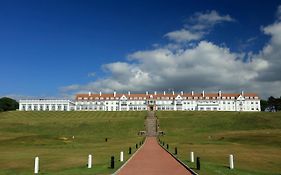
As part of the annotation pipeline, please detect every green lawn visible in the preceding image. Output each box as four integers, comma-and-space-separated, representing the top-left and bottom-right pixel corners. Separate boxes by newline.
0, 111, 146, 175
157, 111, 281, 175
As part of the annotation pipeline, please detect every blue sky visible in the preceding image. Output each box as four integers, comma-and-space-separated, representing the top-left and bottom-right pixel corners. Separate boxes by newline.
1, 0, 281, 99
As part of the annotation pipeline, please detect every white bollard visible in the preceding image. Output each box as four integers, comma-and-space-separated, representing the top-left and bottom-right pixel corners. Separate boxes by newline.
88, 154, 92, 168
190, 152, 194, 163
229, 154, 234, 169
120, 151, 124, 162
34, 156, 39, 174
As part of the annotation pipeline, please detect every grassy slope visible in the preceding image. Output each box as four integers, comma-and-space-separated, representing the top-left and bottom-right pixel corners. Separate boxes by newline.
157, 111, 281, 175
0, 111, 146, 175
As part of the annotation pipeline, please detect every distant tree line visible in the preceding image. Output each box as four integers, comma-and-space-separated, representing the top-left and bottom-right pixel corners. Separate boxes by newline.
0, 97, 19, 112
260, 96, 281, 111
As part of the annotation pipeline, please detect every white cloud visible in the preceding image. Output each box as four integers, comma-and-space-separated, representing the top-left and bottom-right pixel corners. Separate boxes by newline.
165, 10, 235, 43
61, 7, 281, 98
88, 72, 96, 77
165, 29, 204, 42
190, 10, 235, 26
254, 21, 281, 82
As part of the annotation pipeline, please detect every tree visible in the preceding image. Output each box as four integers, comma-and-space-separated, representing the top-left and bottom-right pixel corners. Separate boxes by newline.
260, 99, 268, 111
0, 97, 19, 111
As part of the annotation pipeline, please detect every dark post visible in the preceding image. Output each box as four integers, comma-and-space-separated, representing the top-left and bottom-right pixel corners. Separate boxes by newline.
105, 138, 108, 142
174, 147, 177, 155
136, 143, 138, 149
163, 142, 165, 146
196, 157, 200, 170
111, 156, 115, 169
129, 147, 132, 154
166, 144, 169, 150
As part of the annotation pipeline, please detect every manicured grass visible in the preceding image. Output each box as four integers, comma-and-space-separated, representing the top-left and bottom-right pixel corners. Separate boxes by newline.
0, 111, 146, 175
157, 111, 281, 175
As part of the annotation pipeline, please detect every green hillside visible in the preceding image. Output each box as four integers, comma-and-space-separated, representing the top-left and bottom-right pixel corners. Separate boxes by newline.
157, 111, 281, 175
0, 111, 145, 175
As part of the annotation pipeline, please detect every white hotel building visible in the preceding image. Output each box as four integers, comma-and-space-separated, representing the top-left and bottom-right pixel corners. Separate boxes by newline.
19, 90, 261, 112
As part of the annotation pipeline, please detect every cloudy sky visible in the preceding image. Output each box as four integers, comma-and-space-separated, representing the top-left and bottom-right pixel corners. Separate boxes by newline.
0, 0, 281, 99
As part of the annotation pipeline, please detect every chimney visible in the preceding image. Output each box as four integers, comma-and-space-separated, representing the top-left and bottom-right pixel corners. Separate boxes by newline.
191, 91, 194, 96
128, 91, 131, 96
99, 91, 102, 96
241, 90, 244, 96
154, 91, 157, 95
181, 91, 183, 95
172, 91, 175, 95
219, 90, 222, 97
146, 91, 148, 95
88, 91, 91, 96
113, 91, 116, 97
163, 91, 166, 95
202, 90, 205, 97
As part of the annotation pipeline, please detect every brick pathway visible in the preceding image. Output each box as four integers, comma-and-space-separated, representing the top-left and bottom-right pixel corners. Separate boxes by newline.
116, 137, 192, 175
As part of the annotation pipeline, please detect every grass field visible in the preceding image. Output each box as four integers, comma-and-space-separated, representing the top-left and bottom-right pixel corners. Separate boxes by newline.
157, 111, 281, 175
0, 111, 146, 175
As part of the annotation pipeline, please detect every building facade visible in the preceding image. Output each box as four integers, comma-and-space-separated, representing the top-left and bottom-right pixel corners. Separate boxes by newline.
18, 91, 261, 112
75, 91, 261, 112
19, 99, 75, 111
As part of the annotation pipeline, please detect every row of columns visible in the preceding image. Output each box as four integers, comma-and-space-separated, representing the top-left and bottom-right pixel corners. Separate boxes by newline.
20, 104, 69, 111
